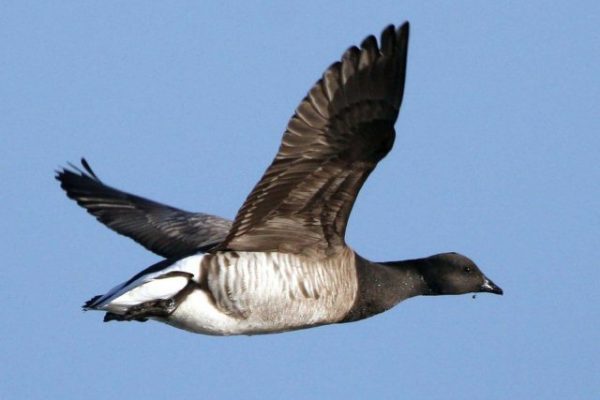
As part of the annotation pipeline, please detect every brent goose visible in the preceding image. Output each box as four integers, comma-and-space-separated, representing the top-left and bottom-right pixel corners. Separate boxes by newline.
57, 23, 503, 335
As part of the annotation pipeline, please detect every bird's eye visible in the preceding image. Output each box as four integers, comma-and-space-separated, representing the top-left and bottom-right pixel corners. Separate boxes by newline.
463, 266, 472, 274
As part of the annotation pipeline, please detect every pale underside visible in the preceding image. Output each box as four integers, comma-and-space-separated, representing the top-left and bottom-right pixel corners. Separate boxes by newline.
100, 249, 358, 335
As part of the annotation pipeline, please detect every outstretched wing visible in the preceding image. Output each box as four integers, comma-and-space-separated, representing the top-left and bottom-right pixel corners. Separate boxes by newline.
219, 23, 409, 257
56, 159, 232, 258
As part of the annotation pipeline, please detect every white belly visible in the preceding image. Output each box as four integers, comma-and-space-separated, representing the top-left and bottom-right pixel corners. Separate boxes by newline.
165, 250, 358, 335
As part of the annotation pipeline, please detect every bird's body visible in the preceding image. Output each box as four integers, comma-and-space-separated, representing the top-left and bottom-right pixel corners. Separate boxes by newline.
94, 249, 357, 335
58, 22, 503, 336
86, 248, 500, 335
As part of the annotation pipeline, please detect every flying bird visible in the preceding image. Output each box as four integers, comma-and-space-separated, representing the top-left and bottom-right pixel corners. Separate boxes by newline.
57, 22, 502, 336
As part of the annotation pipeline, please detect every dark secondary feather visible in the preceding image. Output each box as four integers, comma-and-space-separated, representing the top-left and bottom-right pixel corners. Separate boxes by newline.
219, 23, 410, 257
56, 159, 232, 258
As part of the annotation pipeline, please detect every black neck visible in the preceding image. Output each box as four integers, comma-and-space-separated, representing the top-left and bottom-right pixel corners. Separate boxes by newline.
342, 256, 433, 323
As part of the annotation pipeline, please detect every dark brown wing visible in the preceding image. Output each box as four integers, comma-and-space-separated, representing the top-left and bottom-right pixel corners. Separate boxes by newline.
219, 23, 409, 256
56, 159, 232, 258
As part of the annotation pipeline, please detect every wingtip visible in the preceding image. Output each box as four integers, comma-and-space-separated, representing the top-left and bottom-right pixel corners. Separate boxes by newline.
383, 21, 409, 35
55, 157, 103, 189
397, 22, 409, 43
54, 167, 65, 181
80, 157, 100, 180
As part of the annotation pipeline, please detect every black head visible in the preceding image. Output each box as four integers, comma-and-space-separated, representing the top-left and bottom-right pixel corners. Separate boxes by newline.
420, 252, 503, 296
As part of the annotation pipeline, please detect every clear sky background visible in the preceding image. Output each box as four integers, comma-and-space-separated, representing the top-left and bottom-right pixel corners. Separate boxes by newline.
2, 1, 598, 399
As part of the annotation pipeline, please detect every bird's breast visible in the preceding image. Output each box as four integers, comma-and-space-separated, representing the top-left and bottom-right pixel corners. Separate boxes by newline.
169, 249, 359, 335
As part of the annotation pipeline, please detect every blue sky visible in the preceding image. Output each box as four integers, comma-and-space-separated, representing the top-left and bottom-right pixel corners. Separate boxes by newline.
2, 1, 599, 399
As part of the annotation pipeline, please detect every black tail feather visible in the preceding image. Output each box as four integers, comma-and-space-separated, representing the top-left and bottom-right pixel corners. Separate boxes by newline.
83, 295, 102, 310
103, 312, 148, 323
